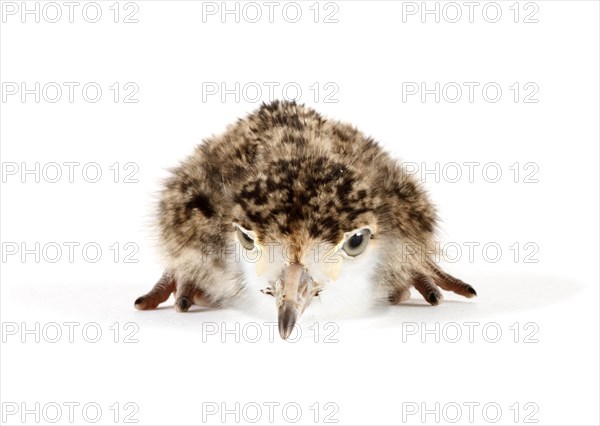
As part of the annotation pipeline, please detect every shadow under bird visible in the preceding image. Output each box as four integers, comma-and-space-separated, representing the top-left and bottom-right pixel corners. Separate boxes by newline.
134, 100, 476, 339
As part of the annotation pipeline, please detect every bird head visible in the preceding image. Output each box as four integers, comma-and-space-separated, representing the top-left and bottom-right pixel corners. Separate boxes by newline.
231, 154, 382, 339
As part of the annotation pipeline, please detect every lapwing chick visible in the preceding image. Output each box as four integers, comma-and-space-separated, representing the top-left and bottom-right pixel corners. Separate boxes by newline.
134, 100, 476, 339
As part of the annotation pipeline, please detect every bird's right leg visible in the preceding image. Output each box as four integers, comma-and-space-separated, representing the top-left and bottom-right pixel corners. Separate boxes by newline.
134, 269, 176, 310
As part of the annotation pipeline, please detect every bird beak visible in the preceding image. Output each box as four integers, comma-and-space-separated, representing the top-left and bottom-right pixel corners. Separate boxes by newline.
275, 263, 315, 340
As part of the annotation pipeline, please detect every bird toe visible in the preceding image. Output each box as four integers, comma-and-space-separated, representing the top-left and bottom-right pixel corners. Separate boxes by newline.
175, 297, 192, 312
466, 285, 477, 297
134, 296, 150, 310
427, 291, 443, 306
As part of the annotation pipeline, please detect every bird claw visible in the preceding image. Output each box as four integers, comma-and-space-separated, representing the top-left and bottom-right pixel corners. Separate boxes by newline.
260, 286, 275, 297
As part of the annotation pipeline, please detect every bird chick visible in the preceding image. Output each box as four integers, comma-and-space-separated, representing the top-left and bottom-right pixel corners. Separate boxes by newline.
134, 100, 476, 339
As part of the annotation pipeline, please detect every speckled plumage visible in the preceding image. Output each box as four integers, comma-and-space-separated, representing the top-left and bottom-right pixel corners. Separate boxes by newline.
135, 100, 476, 337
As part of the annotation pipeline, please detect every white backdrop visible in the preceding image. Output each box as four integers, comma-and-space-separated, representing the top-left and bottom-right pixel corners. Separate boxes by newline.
1, 1, 599, 425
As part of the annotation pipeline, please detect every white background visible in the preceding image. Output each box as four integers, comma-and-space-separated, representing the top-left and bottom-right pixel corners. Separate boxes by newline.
1, 1, 599, 425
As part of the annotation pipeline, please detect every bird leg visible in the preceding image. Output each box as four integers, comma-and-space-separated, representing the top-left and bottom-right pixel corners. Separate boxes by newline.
412, 273, 443, 306
430, 264, 477, 298
134, 270, 176, 310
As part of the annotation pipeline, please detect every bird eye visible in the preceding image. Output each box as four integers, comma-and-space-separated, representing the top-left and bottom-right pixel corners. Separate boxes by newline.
342, 229, 372, 257
236, 228, 255, 250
